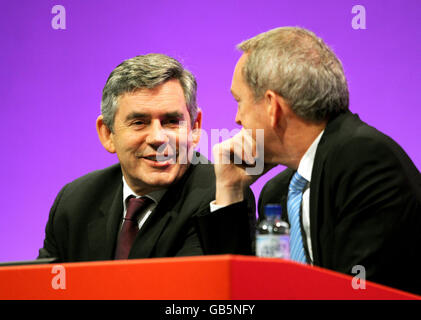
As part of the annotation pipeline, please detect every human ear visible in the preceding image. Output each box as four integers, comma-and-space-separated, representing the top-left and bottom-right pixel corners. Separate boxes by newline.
191, 108, 202, 148
265, 90, 281, 128
96, 115, 116, 153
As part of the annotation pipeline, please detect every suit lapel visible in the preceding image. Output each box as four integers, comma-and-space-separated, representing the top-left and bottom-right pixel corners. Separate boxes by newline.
309, 112, 351, 266
105, 181, 124, 258
128, 164, 195, 258
128, 206, 174, 258
87, 216, 108, 260
88, 178, 123, 260
309, 146, 324, 266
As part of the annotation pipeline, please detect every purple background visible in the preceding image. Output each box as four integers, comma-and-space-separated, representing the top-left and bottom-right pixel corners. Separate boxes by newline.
0, 0, 420, 262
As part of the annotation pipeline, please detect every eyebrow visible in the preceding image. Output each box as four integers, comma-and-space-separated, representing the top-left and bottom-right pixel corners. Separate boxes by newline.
125, 111, 185, 122
164, 112, 185, 119
125, 112, 149, 121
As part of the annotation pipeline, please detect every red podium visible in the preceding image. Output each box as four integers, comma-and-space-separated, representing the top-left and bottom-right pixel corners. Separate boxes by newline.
0, 255, 419, 300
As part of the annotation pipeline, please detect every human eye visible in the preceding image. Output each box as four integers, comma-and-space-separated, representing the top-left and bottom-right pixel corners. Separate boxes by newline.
162, 113, 185, 127
130, 119, 147, 129
163, 118, 181, 127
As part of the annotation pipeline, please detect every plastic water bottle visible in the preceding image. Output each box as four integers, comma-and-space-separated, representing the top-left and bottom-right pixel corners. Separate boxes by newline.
256, 204, 290, 259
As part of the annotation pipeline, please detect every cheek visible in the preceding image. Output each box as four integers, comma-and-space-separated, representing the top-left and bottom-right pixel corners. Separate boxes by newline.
120, 133, 147, 151
168, 131, 193, 165
171, 129, 193, 149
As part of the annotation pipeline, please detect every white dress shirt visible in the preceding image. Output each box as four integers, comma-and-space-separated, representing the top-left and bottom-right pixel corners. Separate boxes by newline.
296, 130, 324, 264
122, 177, 167, 230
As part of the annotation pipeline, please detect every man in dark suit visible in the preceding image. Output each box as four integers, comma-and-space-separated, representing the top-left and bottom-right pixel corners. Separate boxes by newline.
38, 54, 254, 262
212, 27, 421, 294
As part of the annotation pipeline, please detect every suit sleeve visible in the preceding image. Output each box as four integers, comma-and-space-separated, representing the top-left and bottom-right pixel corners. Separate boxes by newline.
194, 187, 256, 255
329, 136, 421, 293
37, 185, 68, 261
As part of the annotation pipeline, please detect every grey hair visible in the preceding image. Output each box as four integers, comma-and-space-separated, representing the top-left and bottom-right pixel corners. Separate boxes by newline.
101, 53, 198, 131
237, 27, 349, 122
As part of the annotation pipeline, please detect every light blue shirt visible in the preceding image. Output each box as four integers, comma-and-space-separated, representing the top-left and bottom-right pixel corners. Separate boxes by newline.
296, 130, 324, 264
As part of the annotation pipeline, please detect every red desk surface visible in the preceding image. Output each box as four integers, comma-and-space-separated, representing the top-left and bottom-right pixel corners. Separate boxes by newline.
0, 255, 419, 300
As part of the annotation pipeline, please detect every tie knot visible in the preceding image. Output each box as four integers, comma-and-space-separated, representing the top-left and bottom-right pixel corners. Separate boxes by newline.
289, 172, 308, 192
125, 196, 150, 221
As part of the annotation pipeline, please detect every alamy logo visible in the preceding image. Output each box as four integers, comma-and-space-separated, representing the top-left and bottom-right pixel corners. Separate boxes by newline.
351, 265, 366, 289
153, 125, 265, 175
51, 5, 66, 30
51, 265, 66, 290
352, 5, 366, 30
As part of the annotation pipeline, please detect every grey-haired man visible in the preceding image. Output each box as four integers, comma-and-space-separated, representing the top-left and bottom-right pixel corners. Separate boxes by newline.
39, 54, 255, 262
213, 27, 421, 295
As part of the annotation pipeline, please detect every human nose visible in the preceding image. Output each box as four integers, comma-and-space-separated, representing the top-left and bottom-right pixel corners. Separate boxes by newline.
146, 120, 169, 148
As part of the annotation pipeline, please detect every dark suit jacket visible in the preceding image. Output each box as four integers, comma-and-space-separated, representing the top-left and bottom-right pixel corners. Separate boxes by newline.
38, 154, 256, 262
259, 111, 421, 295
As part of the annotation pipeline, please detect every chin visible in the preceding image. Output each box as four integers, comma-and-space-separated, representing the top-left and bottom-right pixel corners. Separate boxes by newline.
144, 171, 180, 187
127, 163, 189, 192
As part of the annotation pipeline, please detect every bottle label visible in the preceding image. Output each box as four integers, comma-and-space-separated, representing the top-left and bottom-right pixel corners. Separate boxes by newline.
256, 235, 290, 259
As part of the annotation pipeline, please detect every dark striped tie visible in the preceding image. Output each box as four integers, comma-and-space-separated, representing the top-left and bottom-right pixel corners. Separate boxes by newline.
114, 197, 149, 260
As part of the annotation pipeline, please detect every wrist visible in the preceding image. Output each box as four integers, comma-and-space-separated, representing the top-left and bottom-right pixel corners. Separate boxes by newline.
215, 183, 245, 206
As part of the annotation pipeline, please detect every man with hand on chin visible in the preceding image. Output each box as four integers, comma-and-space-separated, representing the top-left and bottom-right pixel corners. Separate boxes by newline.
213, 27, 421, 295
39, 53, 255, 262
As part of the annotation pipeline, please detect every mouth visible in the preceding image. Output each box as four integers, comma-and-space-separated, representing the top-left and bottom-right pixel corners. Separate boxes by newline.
138, 153, 178, 167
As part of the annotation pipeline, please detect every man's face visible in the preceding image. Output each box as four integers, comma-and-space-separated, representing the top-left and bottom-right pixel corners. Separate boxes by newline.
230, 54, 275, 163
106, 79, 201, 195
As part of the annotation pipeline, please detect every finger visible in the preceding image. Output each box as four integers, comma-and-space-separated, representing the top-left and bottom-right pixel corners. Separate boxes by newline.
212, 140, 233, 164
230, 129, 256, 165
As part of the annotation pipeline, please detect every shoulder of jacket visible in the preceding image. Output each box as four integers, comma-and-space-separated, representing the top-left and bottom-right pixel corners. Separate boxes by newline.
57, 163, 122, 199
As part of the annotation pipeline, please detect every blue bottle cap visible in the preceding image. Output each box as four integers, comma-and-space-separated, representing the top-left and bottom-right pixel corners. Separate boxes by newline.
264, 204, 282, 217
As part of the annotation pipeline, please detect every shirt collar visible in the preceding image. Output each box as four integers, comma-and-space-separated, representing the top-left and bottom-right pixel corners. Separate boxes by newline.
122, 176, 167, 210
297, 130, 325, 183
